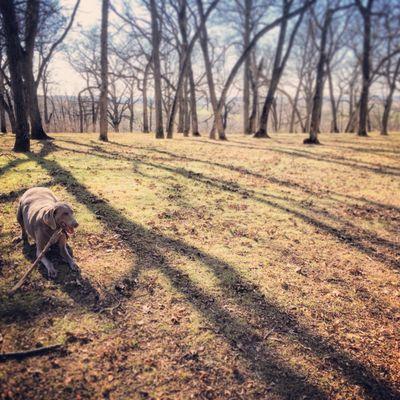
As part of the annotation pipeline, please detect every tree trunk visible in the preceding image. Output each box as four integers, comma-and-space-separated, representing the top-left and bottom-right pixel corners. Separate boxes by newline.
249, 58, 263, 134
327, 63, 339, 132
177, 54, 185, 133
20, 0, 50, 140
289, 78, 303, 133
255, 1, 304, 138
99, 0, 109, 141
78, 90, 84, 133
0, 0, 30, 152
188, 60, 200, 136
0, 70, 7, 133
243, 0, 252, 134
255, 2, 290, 138
26, 71, 49, 139
183, 78, 190, 137
142, 61, 150, 133
381, 58, 400, 135
129, 88, 134, 133
0, 98, 8, 134
150, 0, 164, 139
0, 102, 6, 134
166, 0, 220, 139
305, 9, 333, 145
357, 1, 373, 137
196, 0, 225, 140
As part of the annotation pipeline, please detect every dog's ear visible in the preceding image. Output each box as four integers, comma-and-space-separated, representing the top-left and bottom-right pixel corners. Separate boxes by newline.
43, 206, 57, 230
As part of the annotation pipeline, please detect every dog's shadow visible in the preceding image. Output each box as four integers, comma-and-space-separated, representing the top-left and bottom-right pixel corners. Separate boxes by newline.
22, 241, 101, 311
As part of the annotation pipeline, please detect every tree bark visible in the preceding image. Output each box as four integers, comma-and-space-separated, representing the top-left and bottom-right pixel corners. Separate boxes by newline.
254, 2, 290, 138
255, 0, 304, 138
0, 74, 6, 133
188, 60, 200, 136
243, 0, 252, 134
183, 78, 190, 137
304, 9, 333, 145
142, 60, 151, 133
150, 0, 164, 138
21, 0, 50, 140
249, 58, 263, 134
0, 0, 30, 151
356, 0, 374, 137
327, 63, 339, 132
381, 57, 400, 135
99, 0, 109, 141
196, 0, 226, 140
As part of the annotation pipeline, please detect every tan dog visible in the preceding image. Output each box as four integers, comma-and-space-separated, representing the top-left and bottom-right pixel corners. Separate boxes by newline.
17, 187, 79, 278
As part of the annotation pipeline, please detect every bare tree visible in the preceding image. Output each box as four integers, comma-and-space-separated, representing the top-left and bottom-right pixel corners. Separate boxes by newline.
0, 0, 30, 152
254, 0, 306, 138
150, 0, 164, 138
99, 0, 109, 141
381, 57, 400, 135
355, 0, 374, 136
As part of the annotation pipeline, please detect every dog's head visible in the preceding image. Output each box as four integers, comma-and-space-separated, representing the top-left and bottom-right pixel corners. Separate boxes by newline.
43, 202, 79, 234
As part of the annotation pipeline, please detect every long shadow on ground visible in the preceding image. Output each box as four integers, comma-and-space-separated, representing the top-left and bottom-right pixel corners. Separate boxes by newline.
55, 139, 400, 270
20, 141, 399, 399
62, 138, 400, 214
186, 137, 400, 177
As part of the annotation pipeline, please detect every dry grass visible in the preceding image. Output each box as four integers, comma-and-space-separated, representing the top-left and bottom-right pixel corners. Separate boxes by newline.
0, 131, 399, 399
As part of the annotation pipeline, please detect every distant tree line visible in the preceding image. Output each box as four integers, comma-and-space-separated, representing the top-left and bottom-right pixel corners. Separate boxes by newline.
0, 0, 400, 151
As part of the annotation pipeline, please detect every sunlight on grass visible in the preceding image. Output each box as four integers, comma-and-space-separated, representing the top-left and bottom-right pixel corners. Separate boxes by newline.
1, 132, 399, 398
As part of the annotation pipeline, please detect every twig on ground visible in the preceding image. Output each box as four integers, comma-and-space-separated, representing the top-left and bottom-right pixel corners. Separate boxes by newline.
263, 326, 276, 340
9, 228, 63, 294
0, 344, 64, 362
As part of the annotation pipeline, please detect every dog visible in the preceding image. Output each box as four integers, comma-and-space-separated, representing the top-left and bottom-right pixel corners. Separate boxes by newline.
17, 187, 79, 278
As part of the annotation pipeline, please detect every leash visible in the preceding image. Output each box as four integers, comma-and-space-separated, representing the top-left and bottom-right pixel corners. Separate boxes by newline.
9, 228, 64, 294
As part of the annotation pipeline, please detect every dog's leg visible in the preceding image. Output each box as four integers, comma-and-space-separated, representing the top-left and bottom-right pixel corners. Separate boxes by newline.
36, 235, 57, 278
58, 234, 76, 270
14, 203, 28, 244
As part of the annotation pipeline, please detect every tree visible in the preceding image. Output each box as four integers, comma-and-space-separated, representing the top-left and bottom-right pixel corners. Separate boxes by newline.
304, 7, 333, 144
20, 0, 81, 140
381, 57, 400, 135
355, 0, 374, 137
0, 0, 30, 152
242, 0, 252, 134
254, 0, 306, 138
149, 0, 164, 139
213, 0, 316, 138
166, 0, 221, 139
99, 0, 109, 142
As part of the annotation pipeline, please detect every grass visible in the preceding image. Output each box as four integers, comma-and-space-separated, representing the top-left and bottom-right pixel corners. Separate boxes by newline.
0, 131, 399, 399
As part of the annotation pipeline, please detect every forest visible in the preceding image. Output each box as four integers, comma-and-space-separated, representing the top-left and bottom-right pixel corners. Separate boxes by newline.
0, 1, 399, 399
0, 0, 399, 148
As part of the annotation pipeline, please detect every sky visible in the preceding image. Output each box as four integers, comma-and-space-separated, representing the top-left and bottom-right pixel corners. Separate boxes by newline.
52, 0, 277, 96
49, 0, 101, 95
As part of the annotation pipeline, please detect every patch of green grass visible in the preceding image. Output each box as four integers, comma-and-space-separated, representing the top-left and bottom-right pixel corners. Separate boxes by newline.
0, 132, 399, 399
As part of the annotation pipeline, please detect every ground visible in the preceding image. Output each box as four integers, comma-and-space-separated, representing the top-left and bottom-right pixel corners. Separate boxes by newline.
0, 131, 399, 400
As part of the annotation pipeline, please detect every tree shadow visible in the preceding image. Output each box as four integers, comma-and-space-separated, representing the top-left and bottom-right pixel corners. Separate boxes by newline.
0, 157, 28, 177
0, 181, 54, 204
51, 139, 400, 270
24, 141, 399, 399
228, 139, 400, 177
330, 144, 400, 158
180, 137, 400, 177
20, 240, 101, 312
95, 139, 400, 215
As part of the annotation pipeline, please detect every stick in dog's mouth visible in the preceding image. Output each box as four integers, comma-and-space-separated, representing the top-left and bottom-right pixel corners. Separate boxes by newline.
60, 222, 75, 235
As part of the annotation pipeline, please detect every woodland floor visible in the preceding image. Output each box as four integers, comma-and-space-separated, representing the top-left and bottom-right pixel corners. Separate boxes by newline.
0, 131, 399, 400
